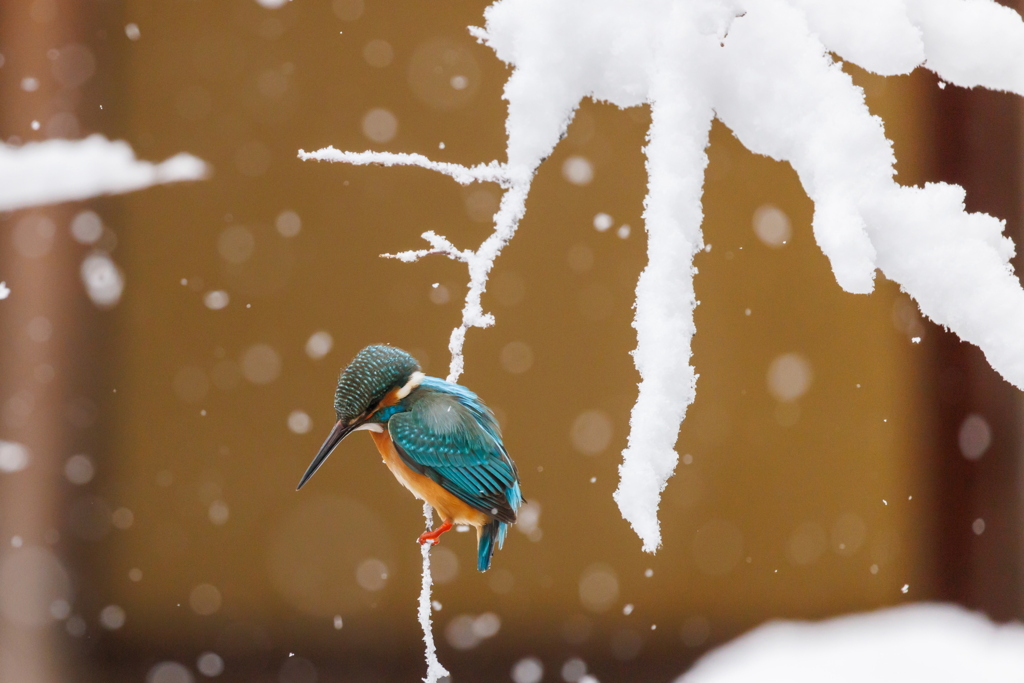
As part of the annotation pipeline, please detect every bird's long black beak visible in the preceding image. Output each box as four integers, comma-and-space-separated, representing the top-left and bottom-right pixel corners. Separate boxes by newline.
296, 419, 354, 490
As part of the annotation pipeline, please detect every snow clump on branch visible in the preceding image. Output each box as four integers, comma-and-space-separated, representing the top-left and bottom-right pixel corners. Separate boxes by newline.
300, 0, 1024, 556
0, 134, 207, 212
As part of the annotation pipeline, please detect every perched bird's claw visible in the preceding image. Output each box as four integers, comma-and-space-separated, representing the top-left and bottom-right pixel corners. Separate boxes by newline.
417, 520, 453, 546
416, 533, 440, 546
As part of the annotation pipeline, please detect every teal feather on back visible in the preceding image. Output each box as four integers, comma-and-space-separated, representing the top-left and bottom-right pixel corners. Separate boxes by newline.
388, 377, 522, 527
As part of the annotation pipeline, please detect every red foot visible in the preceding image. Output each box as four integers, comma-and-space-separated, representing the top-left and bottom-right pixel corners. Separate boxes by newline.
417, 520, 453, 545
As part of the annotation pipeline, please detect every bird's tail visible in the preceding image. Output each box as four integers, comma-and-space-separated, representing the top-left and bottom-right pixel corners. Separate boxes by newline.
477, 520, 508, 572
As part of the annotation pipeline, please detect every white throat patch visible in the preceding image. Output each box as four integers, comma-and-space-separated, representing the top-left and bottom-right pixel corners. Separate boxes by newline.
395, 371, 426, 400
354, 422, 384, 433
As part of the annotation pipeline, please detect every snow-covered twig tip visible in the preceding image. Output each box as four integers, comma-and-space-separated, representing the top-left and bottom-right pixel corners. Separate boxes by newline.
382, 231, 472, 263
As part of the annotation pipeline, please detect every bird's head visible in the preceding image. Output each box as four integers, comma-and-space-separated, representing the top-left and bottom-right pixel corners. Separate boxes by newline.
297, 345, 423, 490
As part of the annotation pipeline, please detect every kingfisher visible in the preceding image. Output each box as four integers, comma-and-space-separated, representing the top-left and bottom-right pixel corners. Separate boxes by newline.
297, 344, 522, 572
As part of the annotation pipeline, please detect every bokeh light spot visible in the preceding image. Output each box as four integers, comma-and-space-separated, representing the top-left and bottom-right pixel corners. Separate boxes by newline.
578, 563, 618, 613
204, 290, 230, 310
276, 210, 301, 237
958, 414, 992, 460
500, 341, 534, 374
70, 210, 103, 244
64, 454, 95, 485
99, 604, 126, 630
209, 501, 230, 525
218, 226, 256, 265
355, 558, 389, 591
511, 657, 544, 683
766, 353, 812, 402
52, 44, 96, 89
570, 410, 613, 455
463, 187, 500, 223
189, 583, 222, 615
81, 252, 125, 308
305, 331, 333, 359
288, 410, 312, 434
147, 662, 193, 683
197, 652, 224, 677
361, 108, 398, 143
112, 507, 134, 529
363, 39, 393, 68
241, 343, 282, 384
562, 156, 594, 185
752, 204, 792, 248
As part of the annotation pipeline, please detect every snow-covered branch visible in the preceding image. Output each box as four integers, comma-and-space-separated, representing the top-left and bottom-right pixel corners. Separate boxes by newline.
417, 504, 449, 683
298, 145, 544, 383
0, 135, 207, 212
305, 0, 1024, 558
297, 147, 514, 186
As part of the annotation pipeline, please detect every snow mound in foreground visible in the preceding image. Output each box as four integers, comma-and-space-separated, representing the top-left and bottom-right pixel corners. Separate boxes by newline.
679, 603, 1024, 683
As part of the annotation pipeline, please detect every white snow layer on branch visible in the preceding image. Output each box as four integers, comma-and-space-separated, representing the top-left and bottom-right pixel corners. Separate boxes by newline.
0, 135, 207, 212
297, 148, 513, 186
382, 230, 472, 264
678, 604, 1024, 683
417, 504, 449, 683
305, 0, 1024, 552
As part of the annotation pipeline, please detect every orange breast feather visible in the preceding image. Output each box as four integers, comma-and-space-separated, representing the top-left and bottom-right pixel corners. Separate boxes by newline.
369, 430, 488, 528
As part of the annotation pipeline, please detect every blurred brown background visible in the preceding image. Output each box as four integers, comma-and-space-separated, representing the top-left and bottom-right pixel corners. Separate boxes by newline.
0, 1, 1021, 682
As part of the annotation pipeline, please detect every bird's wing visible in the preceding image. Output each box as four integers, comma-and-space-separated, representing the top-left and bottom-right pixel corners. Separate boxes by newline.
388, 388, 519, 523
